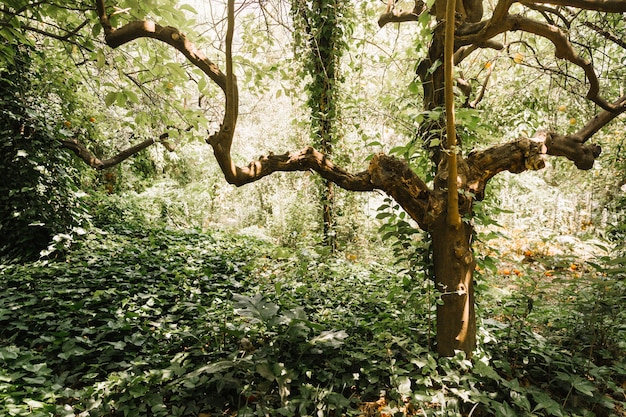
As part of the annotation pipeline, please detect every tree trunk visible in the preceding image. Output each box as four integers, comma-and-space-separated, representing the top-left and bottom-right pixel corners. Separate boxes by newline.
431, 213, 476, 357
294, 0, 345, 252
321, 180, 337, 252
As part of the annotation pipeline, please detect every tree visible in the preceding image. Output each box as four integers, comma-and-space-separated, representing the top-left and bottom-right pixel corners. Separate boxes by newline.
292, 0, 350, 252
4, 0, 625, 356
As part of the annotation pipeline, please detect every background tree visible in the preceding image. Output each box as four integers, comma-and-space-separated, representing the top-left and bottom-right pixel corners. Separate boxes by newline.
292, 0, 350, 251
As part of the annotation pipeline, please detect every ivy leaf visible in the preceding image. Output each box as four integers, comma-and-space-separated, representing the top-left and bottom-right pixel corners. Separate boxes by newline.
308, 330, 348, 348
531, 392, 565, 416
233, 293, 279, 323
22, 376, 46, 385
104, 91, 117, 107
494, 402, 518, 417
179, 4, 198, 14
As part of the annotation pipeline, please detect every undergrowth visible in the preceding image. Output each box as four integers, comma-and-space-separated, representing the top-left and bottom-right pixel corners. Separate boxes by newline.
0, 227, 624, 416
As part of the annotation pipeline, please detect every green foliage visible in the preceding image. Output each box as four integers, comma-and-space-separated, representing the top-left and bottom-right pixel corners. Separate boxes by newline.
1, 227, 624, 416
292, 0, 351, 149
0, 45, 88, 262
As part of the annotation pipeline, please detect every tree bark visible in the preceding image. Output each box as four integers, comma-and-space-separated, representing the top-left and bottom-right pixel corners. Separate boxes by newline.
431, 215, 476, 357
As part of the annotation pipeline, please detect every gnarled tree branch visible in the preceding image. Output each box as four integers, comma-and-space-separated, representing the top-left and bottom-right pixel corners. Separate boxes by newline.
378, 0, 426, 27
519, 0, 626, 13
60, 132, 173, 170
95, 0, 226, 92
457, 10, 623, 113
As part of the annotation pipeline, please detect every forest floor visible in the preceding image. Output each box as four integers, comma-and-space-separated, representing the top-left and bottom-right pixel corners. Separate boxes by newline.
0, 226, 624, 417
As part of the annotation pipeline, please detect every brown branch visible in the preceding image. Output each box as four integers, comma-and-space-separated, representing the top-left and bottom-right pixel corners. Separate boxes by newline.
543, 132, 602, 169
368, 154, 435, 229
538, 96, 626, 169
444, 0, 461, 228
466, 119, 609, 199
60, 133, 172, 170
469, 60, 494, 108
466, 137, 548, 199
454, 40, 504, 65
578, 95, 626, 141
206, 0, 239, 184
458, 13, 622, 112
378, 0, 426, 28
211, 146, 373, 189
583, 21, 626, 49
519, 0, 626, 13
94, 0, 226, 92
508, 15, 617, 111
522, 3, 572, 27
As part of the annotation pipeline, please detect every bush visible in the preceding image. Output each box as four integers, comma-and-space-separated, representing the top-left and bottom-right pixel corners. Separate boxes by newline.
0, 46, 88, 262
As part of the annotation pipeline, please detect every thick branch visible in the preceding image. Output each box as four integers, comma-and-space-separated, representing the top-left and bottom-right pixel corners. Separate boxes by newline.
519, 0, 626, 13
212, 146, 373, 190
578, 95, 626, 140
445, 0, 461, 227
206, 0, 240, 184
466, 126, 604, 199
453, 40, 504, 65
60, 133, 172, 170
544, 132, 602, 169
368, 154, 436, 229
458, 13, 621, 112
466, 137, 547, 199
509, 15, 616, 111
378, 0, 426, 27
95, 0, 226, 92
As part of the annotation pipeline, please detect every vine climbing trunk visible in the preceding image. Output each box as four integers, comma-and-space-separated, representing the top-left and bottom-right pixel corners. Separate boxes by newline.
292, 0, 346, 252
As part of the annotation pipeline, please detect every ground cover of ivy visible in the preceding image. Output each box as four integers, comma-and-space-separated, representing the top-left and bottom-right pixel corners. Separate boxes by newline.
1, 227, 624, 417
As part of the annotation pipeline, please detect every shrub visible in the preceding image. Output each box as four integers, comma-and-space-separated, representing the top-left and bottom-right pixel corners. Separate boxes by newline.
0, 46, 88, 262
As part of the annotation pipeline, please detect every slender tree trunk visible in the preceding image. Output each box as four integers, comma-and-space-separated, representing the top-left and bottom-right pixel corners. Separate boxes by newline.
294, 0, 344, 252
321, 180, 336, 251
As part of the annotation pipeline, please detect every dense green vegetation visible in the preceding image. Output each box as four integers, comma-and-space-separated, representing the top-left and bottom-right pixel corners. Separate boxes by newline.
1, 219, 624, 416
1, 0, 626, 416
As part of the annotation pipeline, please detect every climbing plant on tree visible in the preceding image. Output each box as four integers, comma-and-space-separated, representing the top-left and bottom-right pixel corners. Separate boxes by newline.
4, 0, 625, 356
292, 0, 351, 251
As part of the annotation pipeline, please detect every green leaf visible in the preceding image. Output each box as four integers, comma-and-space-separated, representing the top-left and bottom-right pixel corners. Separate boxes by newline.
573, 380, 596, 397
0, 346, 19, 360
531, 392, 565, 416
24, 399, 45, 409
179, 4, 198, 14
107, 340, 127, 350
473, 360, 501, 381
184, 361, 235, 379
308, 330, 348, 348
494, 402, 518, 417
233, 293, 280, 323
104, 91, 117, 107
124, 90, 139, 104
22, 376, 46, 385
